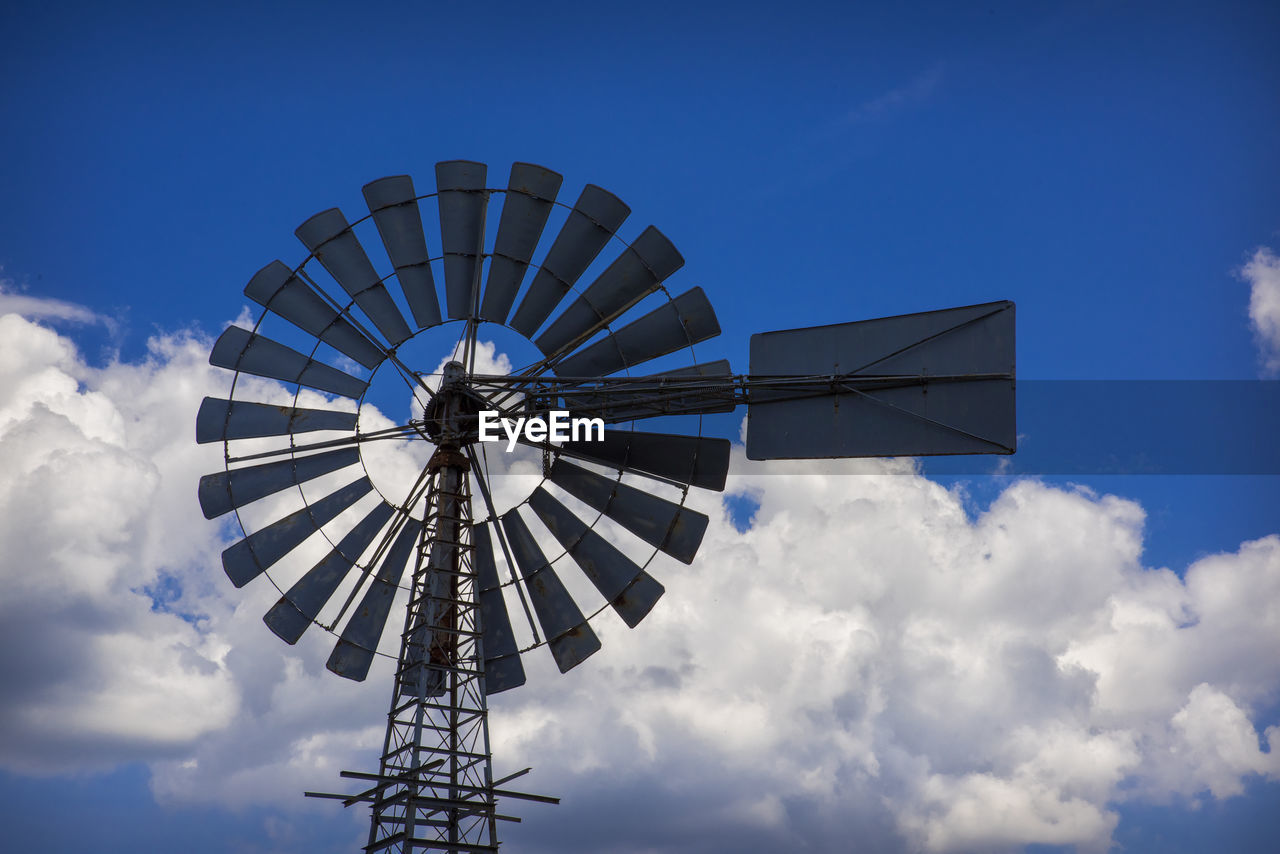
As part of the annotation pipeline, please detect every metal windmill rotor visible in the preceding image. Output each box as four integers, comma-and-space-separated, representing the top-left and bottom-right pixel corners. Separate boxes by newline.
197, 160, 1015, 852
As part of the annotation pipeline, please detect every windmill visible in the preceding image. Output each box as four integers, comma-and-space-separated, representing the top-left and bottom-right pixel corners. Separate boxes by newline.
197, 160, 1015, 852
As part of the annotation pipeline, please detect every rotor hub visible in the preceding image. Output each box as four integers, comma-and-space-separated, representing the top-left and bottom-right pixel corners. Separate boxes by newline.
422, 360, 481, 447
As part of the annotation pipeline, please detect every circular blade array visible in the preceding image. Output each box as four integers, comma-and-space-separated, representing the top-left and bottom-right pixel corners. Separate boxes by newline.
197, 161, 732, 693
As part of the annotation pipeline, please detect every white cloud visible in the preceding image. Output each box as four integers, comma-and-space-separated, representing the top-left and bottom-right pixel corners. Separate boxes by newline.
1167, 684, 1280, 800
0, 314, 235, 773
473, 471, 1279, 853
419, 467, 1277, 854
2, 314, 1278, 853
1242, 246, 1280, 376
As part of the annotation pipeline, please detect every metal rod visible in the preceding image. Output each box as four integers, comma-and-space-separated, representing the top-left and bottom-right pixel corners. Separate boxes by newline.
225, 421, 424, 464
294, 265, 437, 405
465, 445, 541, 645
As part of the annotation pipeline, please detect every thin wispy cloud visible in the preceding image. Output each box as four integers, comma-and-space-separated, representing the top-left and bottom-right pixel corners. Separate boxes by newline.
0, 272, 119, 338
1242, 247, 1280, 376
777, 63, 948, 196
843, 64, 946, 125
0, 286, 101, 326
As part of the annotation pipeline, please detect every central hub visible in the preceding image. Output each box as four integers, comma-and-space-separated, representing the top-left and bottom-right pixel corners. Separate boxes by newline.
422, 360, 481, 447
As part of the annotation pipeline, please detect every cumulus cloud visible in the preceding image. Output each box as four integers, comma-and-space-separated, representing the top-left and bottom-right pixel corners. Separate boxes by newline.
1243, 247, 1280, 375
476, 471, 1280, 854
0, 314, 235, 772
2, 311, 1278, 853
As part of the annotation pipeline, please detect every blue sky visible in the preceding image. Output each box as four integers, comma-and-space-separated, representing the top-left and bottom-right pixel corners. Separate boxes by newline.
2, 2, 1278, 852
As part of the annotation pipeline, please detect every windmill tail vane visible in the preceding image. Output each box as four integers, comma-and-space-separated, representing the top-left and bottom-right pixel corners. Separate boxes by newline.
197, 159, 1015, 851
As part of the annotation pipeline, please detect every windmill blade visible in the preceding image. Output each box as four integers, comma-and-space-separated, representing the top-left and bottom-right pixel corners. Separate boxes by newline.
556, 429, 730, 492
222, 476, 374, 587
467, 443, 543, 647
507, 184, 630, 337
534, 226, 684, 359
198, 447, 360, 519
362, 175, 443, 330
196, 397, 358, 444
327, 520, 421, 681
527, 488, 665, 628
264, 501, 397, 645
436, 160, 488, 319
547, 459, 708, 564
295, 209, 413, 346
210, 326, 368, 399
479, 163, 562, 324
244, 260, 386, 370
552, 287, 720, 378
747, 301, 1016, 460
471, 524, 526, 694
500, 509, 601, 673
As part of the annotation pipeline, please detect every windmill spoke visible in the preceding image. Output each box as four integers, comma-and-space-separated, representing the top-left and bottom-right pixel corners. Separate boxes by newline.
325, 455, 436, 631
465, 444, 542, 645
294, 266, 437, 405
225, 420, 429, 464
479, 347, 580, 412
383, 349, 439, 408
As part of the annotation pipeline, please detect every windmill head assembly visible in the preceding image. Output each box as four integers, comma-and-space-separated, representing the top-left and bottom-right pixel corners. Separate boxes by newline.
197, 160, 1016, 852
